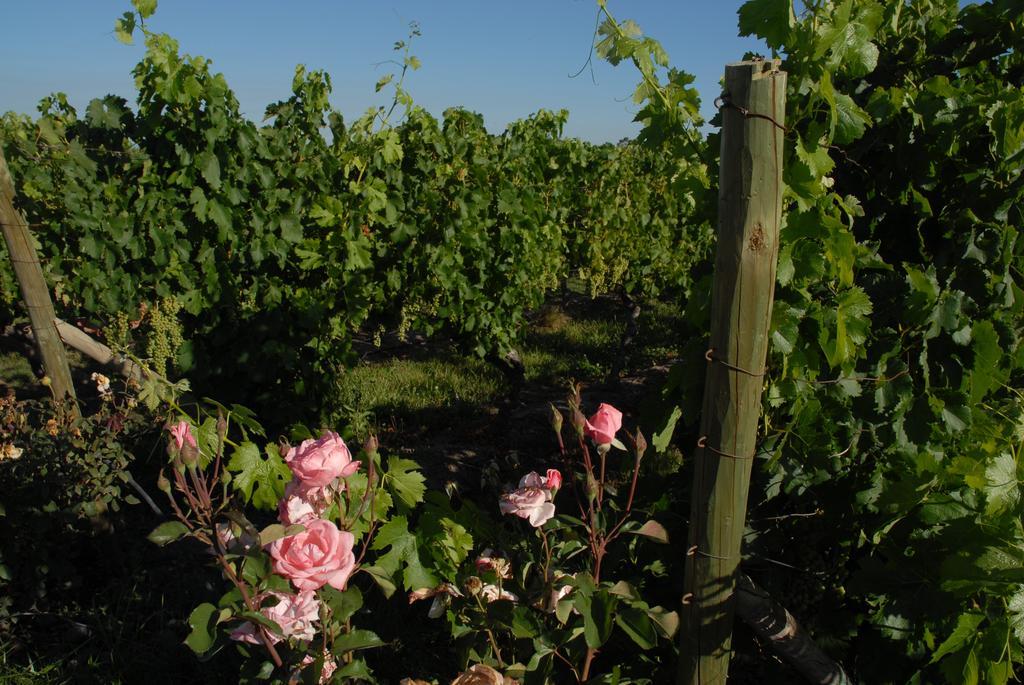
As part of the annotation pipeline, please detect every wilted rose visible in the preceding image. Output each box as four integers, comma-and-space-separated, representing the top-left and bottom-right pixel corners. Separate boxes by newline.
229, 590, 319, 644
268, 518, 356, 591
285, 431, 360, 488
480, 584, 518, 603
475, 550, 512, 579
583, 403, 622, 445
295, 650, 337, 685
451, 664, 518, 685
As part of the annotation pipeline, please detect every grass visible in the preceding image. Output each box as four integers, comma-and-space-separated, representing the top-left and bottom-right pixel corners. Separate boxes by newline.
322, 295, 683, 437
0, 351, 34, 390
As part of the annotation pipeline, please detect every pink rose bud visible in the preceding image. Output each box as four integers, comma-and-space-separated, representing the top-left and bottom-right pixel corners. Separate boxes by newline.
583, 403, 623, 445
571, 408, 586, 437
634, 429, 648, 460
268, 518, 357, 591
168, 420, 197, 450
285, 431, 360, 488
545, 469, 562, 491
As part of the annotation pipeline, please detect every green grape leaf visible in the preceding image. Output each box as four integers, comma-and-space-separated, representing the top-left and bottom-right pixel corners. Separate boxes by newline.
737, 0, 794, 49
114, 12, 136, 44
199, 151, 221, 190
370, 516, 438, 592
984, 452, 1019, 516
385, 457, 426, 510
227, 442, 291, 510
132, 0, 158, 19
1008, 588, 1024, 645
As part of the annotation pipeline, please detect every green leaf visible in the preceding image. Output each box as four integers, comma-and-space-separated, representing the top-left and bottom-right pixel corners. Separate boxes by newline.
577, 589, 616, 649
971, 321, 1005, 404
632, 519, 669, 543
819, 286, 873, 367
279, 213, 303, 243
381, 130, 403, 165
184, 603, 218, 654
333, 659, 373, 681
385, 457, 426, 510
321, 585, 363, 623
647, 606, 679, 639
651, 406, 681, 454
370, 516, 438, 591
615, 603, 658, 649
114, 12, 136, 44
199, 151, 221, 191
132, 0, 157, 18
931, 612, 983, 663
361, 565, 397, 598
984, 452, 1019, 516
332, 628, 383, 653
1008, 588, 1024, 645
819, 0, 882, 78
737, 0, 794, 49
832, 91, 871, 145
227, 442, 291, 510
148, 520, 189, 546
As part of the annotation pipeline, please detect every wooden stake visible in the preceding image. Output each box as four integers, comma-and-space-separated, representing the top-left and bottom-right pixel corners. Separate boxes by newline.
0, 145, 78, 410
678, 60, 786, 684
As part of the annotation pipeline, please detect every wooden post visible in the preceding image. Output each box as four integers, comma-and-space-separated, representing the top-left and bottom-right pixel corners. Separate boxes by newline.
0, 145, 78, 409
678, 59, 786, 684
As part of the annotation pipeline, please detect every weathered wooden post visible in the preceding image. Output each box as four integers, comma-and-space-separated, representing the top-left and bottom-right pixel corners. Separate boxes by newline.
0, 145, 78, 409
678, 59, 786, 684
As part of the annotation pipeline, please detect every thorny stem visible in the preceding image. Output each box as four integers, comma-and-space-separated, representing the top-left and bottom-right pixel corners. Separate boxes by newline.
552, 647, 582, 682
211, 535, 283, 669
540, 527, 553, 584
582, 646, 598, 682
473, 594, 505, 667
605, 454, 643, 545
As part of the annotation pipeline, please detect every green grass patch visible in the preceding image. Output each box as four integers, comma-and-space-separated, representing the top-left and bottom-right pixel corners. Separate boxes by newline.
0, 352, 35, 389
330, 355, 504, 433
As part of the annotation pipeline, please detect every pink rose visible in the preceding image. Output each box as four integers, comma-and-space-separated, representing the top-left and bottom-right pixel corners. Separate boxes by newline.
285, 431, 360, 488
230, 590, 320, 644
278, 479, 329, 526
545, 469, 562, 490
584, 403, 622, 445
500, 487, 555, 528
268, 518, 357, 591
168, 420, 197, 450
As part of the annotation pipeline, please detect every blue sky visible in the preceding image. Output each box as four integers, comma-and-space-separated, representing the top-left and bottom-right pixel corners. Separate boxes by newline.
5, 2, 768, 142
